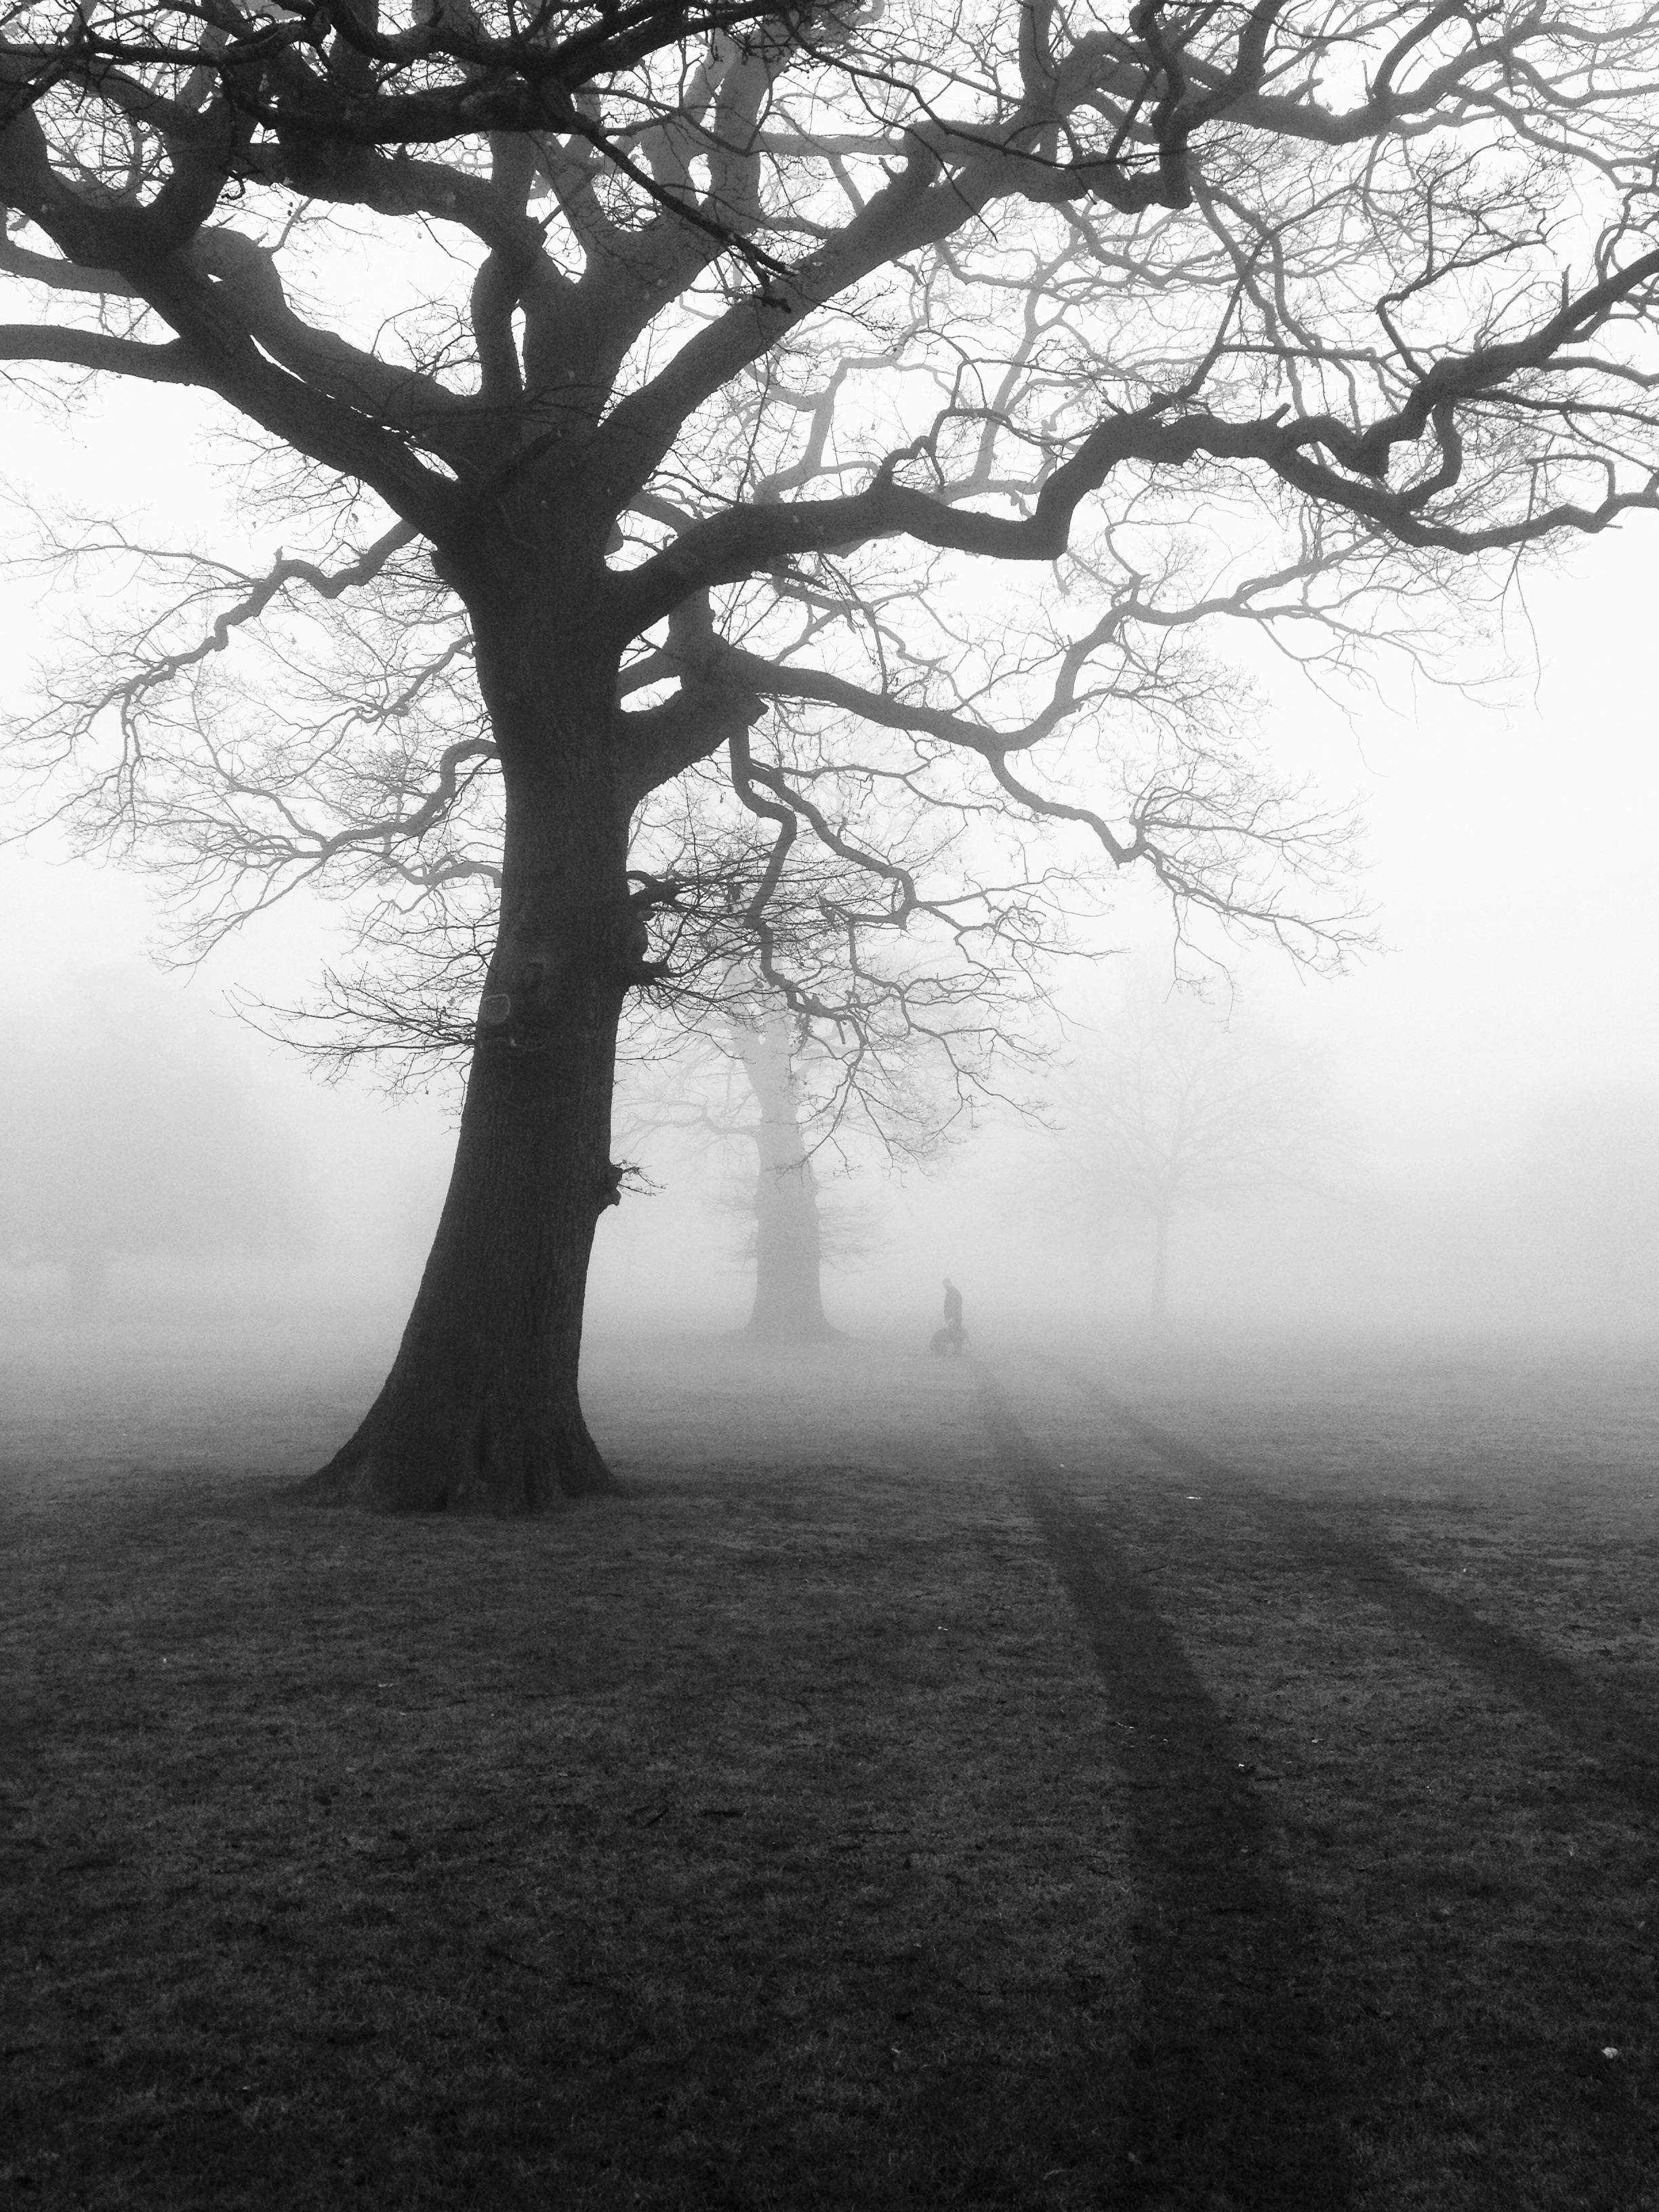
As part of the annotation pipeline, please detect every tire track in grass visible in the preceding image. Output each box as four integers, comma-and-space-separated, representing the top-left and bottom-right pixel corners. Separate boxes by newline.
974, 1361, 1353, 2212
1038, 1353, 1659, 1815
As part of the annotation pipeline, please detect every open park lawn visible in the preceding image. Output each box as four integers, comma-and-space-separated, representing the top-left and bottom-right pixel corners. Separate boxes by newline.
3, 1324, 1656, 2210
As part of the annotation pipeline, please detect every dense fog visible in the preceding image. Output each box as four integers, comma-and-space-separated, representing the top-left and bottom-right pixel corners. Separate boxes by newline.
4, 524, 1655, 1366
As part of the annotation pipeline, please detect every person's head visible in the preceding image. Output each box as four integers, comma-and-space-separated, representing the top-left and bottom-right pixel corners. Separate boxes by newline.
943, 1276, 955, 1289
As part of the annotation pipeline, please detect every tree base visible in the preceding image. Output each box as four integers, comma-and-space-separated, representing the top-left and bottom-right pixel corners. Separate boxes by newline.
743, 1316, 844, 1345
297, 1406, 615, 1515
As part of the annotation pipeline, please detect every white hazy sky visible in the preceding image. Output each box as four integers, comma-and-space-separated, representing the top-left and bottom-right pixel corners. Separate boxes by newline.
2, 387, 1656, 1278
1263, 539, 1659, 1178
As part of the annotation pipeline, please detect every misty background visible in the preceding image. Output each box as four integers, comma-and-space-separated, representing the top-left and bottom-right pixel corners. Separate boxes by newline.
3, 499, 1656, 1355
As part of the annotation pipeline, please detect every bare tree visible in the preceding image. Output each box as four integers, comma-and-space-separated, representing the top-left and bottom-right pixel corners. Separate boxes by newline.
618, 989, 942, 1341
1046, 985, 1332, 1317
5, 1, 1659, 1509
712, 1010, 840, 1339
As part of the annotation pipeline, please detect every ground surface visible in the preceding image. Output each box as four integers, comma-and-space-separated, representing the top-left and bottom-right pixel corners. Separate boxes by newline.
3, 1323, 1656, 2209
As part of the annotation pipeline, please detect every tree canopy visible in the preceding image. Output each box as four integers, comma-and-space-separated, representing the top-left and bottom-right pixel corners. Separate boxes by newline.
9, 2, 1658, 939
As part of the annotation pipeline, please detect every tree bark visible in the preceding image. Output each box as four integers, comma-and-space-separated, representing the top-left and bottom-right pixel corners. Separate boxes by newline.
737, 1012, 837, 1344
305, 630, 636, 1513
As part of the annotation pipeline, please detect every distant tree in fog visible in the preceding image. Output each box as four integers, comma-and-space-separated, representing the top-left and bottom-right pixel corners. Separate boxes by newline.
1050, 991, 1330, 1319
729, 1011, 834, 1342
0, 991, 298, 1317
617, 989, 939, 1344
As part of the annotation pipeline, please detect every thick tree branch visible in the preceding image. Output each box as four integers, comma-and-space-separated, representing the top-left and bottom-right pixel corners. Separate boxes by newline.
0, 322, 201, 380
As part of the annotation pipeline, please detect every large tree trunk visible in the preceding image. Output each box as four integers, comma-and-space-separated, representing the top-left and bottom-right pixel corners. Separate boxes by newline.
306, 637, 636, 1513
737, 1012, 836, 1343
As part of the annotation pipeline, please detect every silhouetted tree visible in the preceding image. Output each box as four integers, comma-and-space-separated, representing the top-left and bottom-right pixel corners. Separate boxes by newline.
6, 0, 1659, 1507
596, 974, 936, 1341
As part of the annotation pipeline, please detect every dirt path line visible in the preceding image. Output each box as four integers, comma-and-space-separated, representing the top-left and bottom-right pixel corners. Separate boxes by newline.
973, 1359, 1353, 2212
1036, 1351, 1659, 1816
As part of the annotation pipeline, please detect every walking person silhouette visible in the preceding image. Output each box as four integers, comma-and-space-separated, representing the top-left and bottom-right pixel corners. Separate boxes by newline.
933, 1276, 966, 1357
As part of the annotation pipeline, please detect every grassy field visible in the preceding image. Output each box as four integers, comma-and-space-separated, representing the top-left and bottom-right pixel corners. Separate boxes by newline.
2, 1322, 1656, 2209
